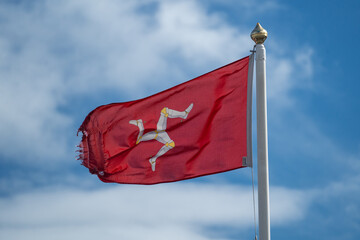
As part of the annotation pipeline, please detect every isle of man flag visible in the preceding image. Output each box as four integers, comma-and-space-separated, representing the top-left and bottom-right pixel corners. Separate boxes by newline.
78, 55, 253, 184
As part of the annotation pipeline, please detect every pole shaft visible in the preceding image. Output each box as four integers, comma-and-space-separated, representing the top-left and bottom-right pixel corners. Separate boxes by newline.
256, 43, 271, 240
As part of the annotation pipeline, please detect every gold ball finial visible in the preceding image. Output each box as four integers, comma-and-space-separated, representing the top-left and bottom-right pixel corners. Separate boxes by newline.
251, 23, 268, 44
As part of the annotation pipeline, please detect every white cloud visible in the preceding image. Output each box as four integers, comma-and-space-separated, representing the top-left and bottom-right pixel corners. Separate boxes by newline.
267, 47, 314, 106
202, 0, 283, 16
0, 183, 312, 240
270, 187, 311, 224
0, 32, 71, 163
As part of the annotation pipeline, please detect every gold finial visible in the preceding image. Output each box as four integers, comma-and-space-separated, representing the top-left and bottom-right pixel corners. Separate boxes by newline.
251, 23, 268, 44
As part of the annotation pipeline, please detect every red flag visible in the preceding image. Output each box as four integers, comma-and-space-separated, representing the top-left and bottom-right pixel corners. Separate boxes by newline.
78, 55, 252, 184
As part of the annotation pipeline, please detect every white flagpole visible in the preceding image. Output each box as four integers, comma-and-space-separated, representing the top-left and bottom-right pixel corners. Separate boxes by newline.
251, 23, 270, 240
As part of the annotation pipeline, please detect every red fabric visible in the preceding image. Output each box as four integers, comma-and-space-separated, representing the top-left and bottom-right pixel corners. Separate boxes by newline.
78, 56, 250, 184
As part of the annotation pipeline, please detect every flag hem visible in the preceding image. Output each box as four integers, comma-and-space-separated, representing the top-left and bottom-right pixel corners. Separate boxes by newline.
246, 52, 255, 167
97, 165, 247, 185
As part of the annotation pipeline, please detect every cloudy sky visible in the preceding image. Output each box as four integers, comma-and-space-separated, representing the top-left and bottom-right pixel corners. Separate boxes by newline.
0, 0, 359, 239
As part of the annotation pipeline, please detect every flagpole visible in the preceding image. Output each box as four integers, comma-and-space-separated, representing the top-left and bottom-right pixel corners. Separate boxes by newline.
251, 23, 270, 240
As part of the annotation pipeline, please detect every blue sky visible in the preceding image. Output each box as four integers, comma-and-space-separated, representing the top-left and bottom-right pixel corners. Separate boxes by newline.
0, 0, 359, 239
